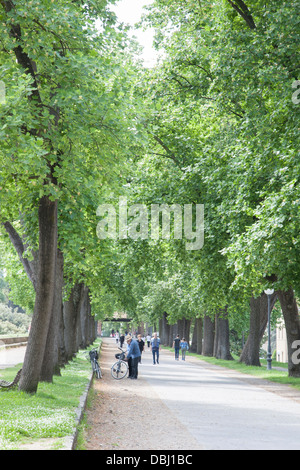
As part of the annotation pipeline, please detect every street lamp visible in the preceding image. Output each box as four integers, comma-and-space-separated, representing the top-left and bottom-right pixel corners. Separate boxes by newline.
264, 288, 275, 370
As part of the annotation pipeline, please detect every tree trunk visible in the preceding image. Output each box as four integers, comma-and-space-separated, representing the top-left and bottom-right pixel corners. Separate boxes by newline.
191, 318, 203, 354
277, 289, 300, 378
63, 282, 83, 361
177, 318, 191, 342
19, 196, 58, 393
159, 312, 170, 346
239, 292, 277, 366
214, 309, 233, 360
202, 315, 215, 356
40, 248, 64, 381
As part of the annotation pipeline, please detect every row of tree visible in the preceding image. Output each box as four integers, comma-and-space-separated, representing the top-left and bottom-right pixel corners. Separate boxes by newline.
93, 0, 300, 376
0, 0, 299, 395
0, 0, 142, 392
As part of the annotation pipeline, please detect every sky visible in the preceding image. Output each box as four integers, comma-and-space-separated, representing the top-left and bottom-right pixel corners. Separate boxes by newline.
109, 0, 159, 67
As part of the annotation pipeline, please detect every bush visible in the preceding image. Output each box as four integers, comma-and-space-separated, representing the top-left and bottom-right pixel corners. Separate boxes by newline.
0, 303, 31, 336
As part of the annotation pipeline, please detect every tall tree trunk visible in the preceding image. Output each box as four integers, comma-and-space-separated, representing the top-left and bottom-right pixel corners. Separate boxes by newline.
277, 289, 300, 378
214, 309, 233, 360
177, 318, 191, 341
239, 292, 277, 366
40, 248, 64, 381
63, 282, 83, 361
159, 312, 170, 346
202, 315, 215, 356
191, 318, 203, 354
19, 196, 58, 393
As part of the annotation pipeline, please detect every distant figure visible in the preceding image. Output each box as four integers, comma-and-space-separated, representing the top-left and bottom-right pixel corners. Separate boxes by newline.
180, 338, 189, 361
150, 332, 161, 365
126, 335, 141, 379
137, 334, 145, 363
173, 334, 181, 360
120, 333, 125, 348
146, 334, 151, 348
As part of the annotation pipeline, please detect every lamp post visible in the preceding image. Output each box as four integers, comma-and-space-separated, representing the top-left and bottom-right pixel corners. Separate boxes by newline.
264, 288, 274, 370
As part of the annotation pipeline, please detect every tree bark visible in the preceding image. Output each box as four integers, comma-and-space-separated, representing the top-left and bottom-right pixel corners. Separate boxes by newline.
202, 315, 215, 356
191, 317, 203, 354
159, 312, 170, 346
239, 292, 277, 366
63, 282, 87, 361
19, 196, 58, 393
214, 309, 233, 360
40, 248, 64, 381
277, 289, 300, 378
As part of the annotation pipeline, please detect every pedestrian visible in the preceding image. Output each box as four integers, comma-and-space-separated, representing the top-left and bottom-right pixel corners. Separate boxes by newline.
173, 334, 181, 360
115, 331, 119, 344
120, 332, 125, 348
146, 334, 151, 348
126, 335, 141, 379
180, 338, 189, 361
150, 332, 161, 364
137, 334, 145, 363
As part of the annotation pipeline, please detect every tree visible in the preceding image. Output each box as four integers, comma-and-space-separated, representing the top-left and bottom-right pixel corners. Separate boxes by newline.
0, 0, 141, 392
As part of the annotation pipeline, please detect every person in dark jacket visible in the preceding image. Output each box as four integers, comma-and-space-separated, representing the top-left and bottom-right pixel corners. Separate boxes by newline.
137, 334, 145, 364
173, 334, 181, 360
126, 336, 141, 379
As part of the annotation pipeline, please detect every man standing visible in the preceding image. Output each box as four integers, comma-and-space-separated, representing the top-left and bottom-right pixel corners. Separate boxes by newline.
126, 335, 141, 379
150, 332, 161, 365
173, 334, 181, 360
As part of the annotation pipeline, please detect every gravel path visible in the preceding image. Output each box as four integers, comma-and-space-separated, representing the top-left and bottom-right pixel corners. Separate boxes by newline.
84, 338, 203, 450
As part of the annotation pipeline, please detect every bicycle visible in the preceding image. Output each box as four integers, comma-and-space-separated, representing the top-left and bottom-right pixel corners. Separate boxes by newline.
111, 347, 128, 380
88, 348, 102, 379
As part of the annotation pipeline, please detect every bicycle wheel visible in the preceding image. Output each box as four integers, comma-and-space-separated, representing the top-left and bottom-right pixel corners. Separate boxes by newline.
94, 361, 102, 379
111, 360, 128, 380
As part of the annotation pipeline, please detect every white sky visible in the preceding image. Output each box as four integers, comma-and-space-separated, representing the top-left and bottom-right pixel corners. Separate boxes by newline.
109, 0, 158, 67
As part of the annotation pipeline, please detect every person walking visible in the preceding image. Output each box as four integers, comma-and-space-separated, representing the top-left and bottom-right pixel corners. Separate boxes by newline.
126, 335, 141, 379
120, 332, 125, 348
173, 334, 181, 360
137, 334, 145, 363
150, 332, 161, 364
180, 338, 189, 361
146, 334, 151, 348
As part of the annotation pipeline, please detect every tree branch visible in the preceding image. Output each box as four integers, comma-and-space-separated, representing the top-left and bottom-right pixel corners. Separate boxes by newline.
226, 0, 256, 29
3, 222, 37, 290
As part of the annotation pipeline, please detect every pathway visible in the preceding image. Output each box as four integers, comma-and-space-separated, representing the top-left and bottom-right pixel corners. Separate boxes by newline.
86, 338, 300, 450
0, 345, 26, 369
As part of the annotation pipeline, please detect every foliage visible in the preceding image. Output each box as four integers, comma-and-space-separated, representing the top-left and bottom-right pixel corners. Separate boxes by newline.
0, 303, 31, 336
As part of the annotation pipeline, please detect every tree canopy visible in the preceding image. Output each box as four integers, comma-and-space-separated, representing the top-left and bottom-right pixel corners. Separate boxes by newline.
1, 0, 299, 389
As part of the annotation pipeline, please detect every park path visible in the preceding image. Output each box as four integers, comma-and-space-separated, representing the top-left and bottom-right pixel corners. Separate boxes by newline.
3, 339, 300, 449
0, 345, 26, 369
87, 338, 300, 450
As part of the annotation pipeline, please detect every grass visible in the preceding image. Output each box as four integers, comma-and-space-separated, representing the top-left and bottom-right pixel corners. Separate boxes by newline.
0, 340, 101, 450
163, 346, 300, 391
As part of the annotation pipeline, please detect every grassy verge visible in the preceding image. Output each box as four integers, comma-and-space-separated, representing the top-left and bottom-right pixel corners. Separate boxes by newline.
0, 340, 101, 450
163, 347, 300, 391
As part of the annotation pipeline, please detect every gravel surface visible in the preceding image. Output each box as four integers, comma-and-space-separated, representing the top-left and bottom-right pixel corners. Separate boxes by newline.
84, 338, 202, 450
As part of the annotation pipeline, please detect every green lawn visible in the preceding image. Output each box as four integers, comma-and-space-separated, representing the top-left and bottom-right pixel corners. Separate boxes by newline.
0, 341, 100, 450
